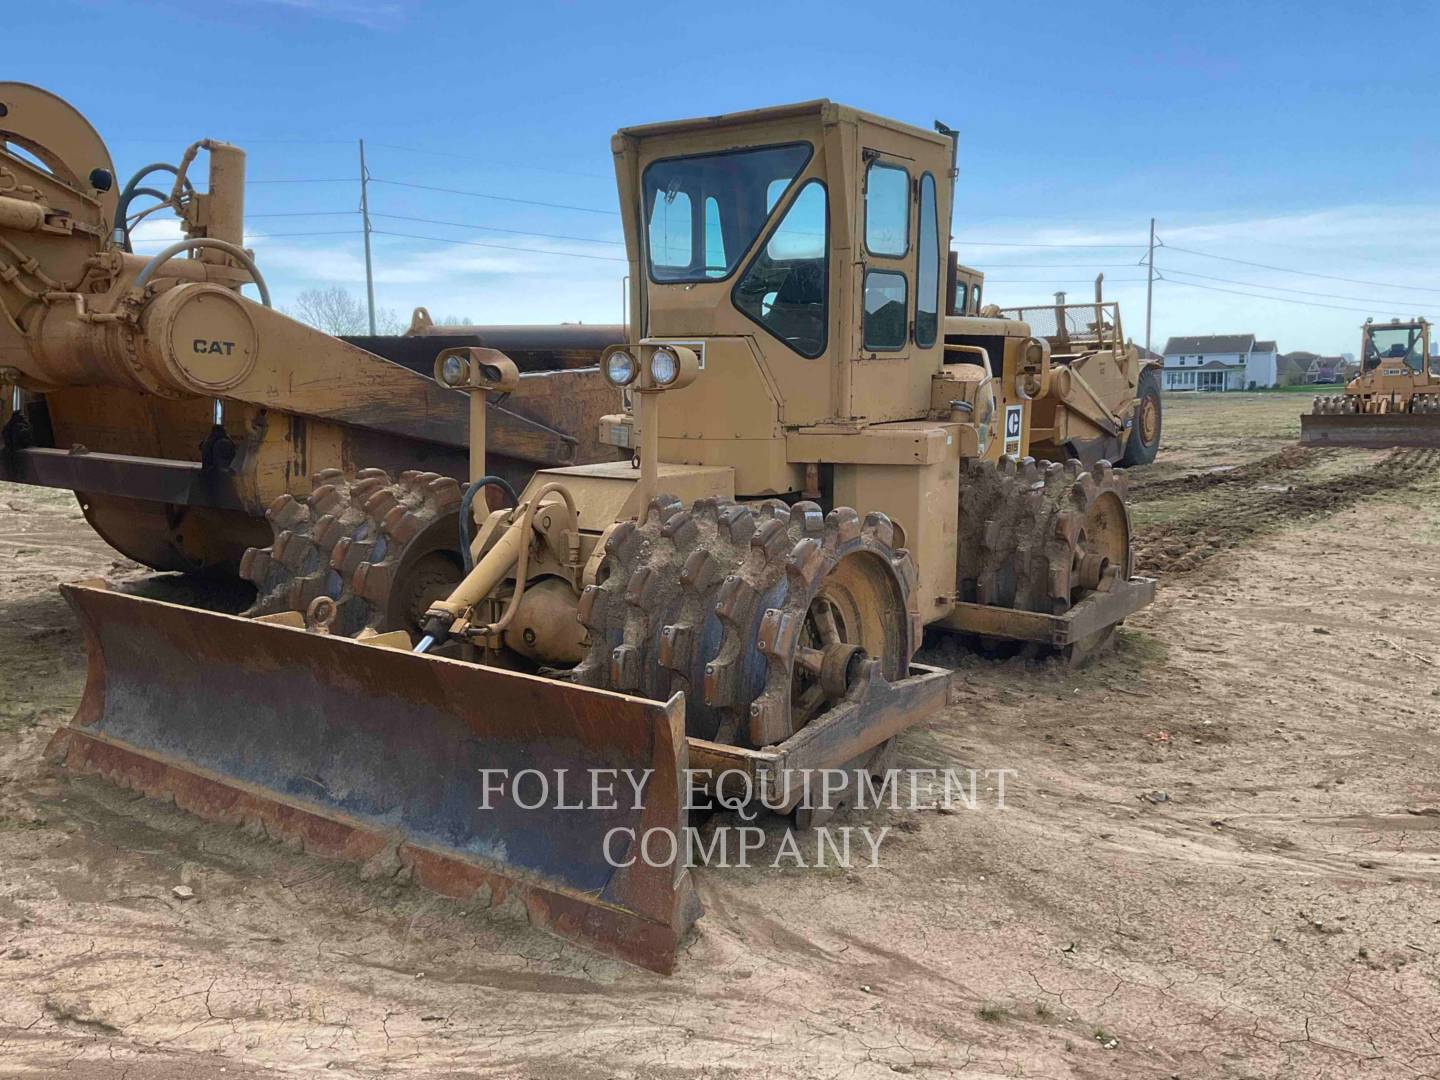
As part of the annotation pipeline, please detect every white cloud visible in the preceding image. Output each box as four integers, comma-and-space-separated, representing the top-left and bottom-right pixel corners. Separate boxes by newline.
959, 204, 1440, 354
246, 0, 412, 29
132, 202, 1437, 353
249, 233, 624, 324
127, 218, 185, 246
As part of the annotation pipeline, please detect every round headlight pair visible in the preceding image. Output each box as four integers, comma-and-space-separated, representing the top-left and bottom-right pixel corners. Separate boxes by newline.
604, 347, 683, 388
1024, 339, 1046, 368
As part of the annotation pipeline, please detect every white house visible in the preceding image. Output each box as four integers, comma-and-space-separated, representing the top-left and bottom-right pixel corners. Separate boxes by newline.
1160, 334, 1280, 391
1247, 340, 1278, 388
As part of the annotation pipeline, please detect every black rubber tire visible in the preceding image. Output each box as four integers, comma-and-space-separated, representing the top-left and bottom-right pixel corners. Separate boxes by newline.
1121, 367, 1162, 467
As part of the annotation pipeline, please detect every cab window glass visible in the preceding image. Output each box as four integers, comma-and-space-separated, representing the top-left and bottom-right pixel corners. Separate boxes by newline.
915, 173, 939, 347
642, 143, 812, 283
733, 180, 828, 358
865, 161, 909, 257
766, 178, 789, 211
703, 196, 725, 275
864, 270, 908, 351
972, 284, 982, 312
648, 190, 692, 269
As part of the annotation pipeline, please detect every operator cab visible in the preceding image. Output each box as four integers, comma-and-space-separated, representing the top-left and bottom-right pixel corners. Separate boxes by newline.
1362, 319, 1429, 375
948, 259, 985, 316
610, 101, 957, 497
643, 143, 829, 359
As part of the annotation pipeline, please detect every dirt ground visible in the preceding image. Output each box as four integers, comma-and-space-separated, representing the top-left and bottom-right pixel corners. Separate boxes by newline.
4, 391, 1440, 1079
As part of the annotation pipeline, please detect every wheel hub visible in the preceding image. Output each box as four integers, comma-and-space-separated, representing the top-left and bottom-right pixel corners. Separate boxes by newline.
1139, 395, 1160, 443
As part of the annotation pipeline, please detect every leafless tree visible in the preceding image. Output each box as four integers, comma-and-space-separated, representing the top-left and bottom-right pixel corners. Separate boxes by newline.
289, 286, 404, 335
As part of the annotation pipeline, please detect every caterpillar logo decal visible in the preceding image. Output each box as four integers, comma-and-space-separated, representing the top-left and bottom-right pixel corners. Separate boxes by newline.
193, 339, 238, 356
1003, 404, 1023, 456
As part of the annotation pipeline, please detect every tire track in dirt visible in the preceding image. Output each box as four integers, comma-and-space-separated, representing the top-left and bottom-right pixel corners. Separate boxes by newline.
1135, 447, 1440, 576
1129, 445, 1333, 503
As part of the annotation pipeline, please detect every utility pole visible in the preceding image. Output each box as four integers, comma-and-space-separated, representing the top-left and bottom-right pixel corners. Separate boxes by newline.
359, 139, 376, 335
1145, 217, 1156, 356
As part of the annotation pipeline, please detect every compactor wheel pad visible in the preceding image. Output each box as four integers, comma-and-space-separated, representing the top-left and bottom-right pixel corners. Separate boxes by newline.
956, 455, 1134, 664
576, 497, 917, 748
241, 468, 462, 638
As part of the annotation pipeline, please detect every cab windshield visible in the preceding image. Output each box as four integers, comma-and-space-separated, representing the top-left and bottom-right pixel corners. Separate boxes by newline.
642, 143, 812, 283
1364, 325, 1426, 372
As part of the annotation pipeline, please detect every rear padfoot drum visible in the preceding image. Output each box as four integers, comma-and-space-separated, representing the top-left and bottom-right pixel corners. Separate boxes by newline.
241, 468, 463, 638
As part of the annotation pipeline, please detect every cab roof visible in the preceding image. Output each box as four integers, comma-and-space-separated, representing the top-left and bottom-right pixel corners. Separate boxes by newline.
615, 99, 949, 150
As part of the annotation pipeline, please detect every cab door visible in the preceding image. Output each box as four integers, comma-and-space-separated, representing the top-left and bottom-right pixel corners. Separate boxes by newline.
847, 149, 915, 421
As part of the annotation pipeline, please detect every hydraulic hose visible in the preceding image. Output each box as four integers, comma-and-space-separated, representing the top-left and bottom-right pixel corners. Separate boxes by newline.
458, 474, 518, 573
132, 238, 272, 307
114, 164, 193, 251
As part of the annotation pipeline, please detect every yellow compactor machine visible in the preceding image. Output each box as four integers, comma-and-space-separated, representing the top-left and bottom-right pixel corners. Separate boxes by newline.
47, 100, 1157, 971
1302, 318, 1439, 447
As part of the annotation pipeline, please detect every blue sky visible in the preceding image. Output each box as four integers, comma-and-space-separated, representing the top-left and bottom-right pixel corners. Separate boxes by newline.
12, 0, 1439, 354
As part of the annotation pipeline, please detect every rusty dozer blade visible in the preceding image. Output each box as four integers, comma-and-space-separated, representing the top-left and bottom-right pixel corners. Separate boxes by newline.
48, 582, 700, 973
1300, 413, 1440, 449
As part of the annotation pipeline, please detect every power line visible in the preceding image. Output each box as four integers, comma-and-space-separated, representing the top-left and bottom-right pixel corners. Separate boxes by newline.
370, 177, 619, 216
246, 209, 360, 219
1158, 265, 1436, 309
956, 239, 1146, 249
1159, 242, 1440, 295
366, 142, 611, 181
1158, 274, 1434, 317
110, 137, 356, 146
974, 263, 1144, 269
245, 177, 356, 185
129, 230, 362, 242
370, 212, 623, 247
371, 229, 626, 263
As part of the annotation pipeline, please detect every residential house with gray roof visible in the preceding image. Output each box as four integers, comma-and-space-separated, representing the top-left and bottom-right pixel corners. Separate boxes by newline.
1160, 334, 1280, 390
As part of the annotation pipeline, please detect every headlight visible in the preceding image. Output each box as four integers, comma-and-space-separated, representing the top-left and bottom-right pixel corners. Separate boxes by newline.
1024, 340, 1045, 368
649, 348, 679, 386
439, 354, 467, 387
605, 350, 638, 387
